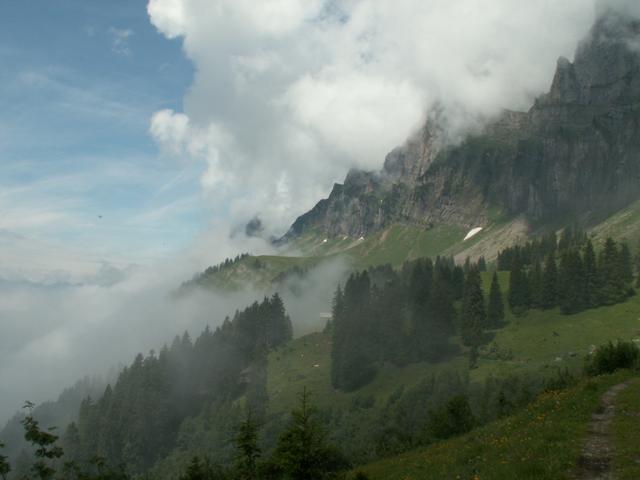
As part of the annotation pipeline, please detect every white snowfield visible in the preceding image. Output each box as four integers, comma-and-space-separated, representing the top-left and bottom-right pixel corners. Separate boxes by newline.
463, 227, 483, 241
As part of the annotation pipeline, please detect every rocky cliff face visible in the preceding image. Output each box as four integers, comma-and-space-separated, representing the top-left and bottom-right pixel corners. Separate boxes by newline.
285, 9, 640, 241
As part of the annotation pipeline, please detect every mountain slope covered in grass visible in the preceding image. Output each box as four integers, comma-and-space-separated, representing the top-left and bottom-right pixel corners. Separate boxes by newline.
359, 370, 638, 480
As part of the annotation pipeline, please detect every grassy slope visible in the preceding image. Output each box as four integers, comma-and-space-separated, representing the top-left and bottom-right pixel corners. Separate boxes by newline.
474, 271, 640, 381
290, 220, 526, 270
359, 370, 636, 480
266, 272, 640, 417
590, 198, 640, 248
612, 378, 640, 479
198, 224, 471, 290
266, 332, 466, 416
202, 219, 526, 290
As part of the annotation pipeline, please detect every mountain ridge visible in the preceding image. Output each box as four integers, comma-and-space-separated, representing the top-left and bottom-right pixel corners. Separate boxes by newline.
283, 10, 640, 246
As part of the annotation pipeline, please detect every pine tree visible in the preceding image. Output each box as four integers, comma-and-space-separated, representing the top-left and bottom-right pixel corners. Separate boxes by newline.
329, 286, 345, 389
460, 269, 486, 347
558, 249, 586, 314
600, 238, 627, 305
477, 256, 487, 272
486, 272, 505, 327
330, 272, 377, 390
508, 254, 529, 314
234, 413, 261, 480
271, 389, 349, 479
529, 261, 543, 309
582, 240, 599, 307
635, 241, 640, 288
0, 442, 9, 480
541, 252, 558, 309
179, 456, 224, 480
619, 242, 634, 289
266, 293, 293, 348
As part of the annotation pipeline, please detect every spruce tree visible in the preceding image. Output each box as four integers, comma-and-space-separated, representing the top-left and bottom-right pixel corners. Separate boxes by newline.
558, 249, 586, 314
179, 457, 223, 480
487, 272, 505, 327
582, 240, 599, 308
460, 269, 486, 347
529, 261, 543, 309
600, 238, 627, 305
272, 389, 348, 479
330, 273, 376, 390
508, 254, 529, 314
234, 413, 261, 480
541, 252, 558, 309
635, 243, 640, 288
619, 242, 634, 288
0, 442, 9, 480
477, 256, 487, 272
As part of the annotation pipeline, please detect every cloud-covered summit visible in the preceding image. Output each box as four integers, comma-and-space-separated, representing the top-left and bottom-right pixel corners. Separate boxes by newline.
147, 0, 604, 235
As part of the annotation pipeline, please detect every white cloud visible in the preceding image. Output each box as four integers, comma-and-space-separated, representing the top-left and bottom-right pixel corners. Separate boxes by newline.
146, 0, 608, 235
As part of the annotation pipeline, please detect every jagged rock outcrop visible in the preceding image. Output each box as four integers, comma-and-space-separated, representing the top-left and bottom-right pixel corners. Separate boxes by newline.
285, 9, 640, 241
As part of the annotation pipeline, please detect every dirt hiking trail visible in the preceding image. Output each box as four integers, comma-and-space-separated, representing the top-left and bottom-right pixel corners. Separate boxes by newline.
573, 380, 636, 479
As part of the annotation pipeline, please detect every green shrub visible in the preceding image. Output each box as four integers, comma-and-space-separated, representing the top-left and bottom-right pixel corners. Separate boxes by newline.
427, 395, 476, 440
586, 341, 640, 376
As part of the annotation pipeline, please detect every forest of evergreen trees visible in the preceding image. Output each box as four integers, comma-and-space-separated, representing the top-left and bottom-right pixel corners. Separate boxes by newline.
501, 232, 635, 315
330, 258, 486, 391
1, 387, 353, 480
49, 295, 292, 477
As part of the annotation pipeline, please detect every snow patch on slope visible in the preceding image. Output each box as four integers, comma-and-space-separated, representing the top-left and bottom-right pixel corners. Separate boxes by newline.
464, 227, 483, 241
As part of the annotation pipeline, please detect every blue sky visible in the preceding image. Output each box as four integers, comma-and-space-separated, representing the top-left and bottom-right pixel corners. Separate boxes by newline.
0, 0, 204, 279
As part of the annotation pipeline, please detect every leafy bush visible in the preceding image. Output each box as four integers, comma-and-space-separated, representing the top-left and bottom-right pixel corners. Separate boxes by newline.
586, 341, 640, 376
427, 395, 476, 440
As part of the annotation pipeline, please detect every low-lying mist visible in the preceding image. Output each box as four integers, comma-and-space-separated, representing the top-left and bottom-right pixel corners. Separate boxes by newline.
0, 231, 349, 426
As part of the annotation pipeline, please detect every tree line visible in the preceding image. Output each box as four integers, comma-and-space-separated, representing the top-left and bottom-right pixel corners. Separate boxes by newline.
506, 236, 634, 315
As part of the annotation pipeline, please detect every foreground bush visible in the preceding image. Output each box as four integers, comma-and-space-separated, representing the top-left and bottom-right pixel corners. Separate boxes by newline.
586, 340, 640, 376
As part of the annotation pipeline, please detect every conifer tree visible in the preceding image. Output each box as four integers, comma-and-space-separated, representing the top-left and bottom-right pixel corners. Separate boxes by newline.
179, 456, 223, 480
558, 249, 586, 314
487, 272, 505, 327
460, 269, 486, 347
271, 389, 348, 479
582, 240, 599, 308
0, 442, 9, 480
619, 242, 634, 287
600, 238, 627, 305
635, 242, 640, 288
477, 256, 487, 272
330, 273, 376, 390
507, 254, 529, 314
541, 252, 558, 309
528, 261, 543, 309
234, 413, 261, 480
